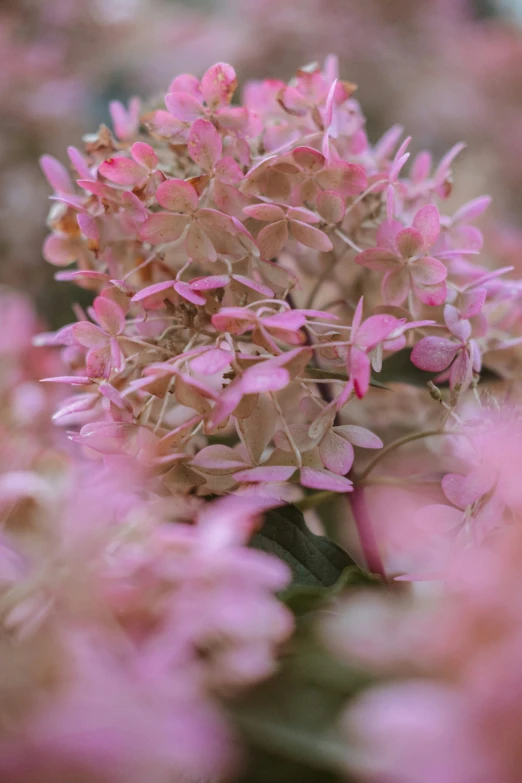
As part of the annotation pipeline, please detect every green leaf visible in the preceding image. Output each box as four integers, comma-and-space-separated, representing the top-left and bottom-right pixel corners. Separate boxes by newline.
379, 348, 502, 387
281, 565, 381, 615
251, 505, 356, 589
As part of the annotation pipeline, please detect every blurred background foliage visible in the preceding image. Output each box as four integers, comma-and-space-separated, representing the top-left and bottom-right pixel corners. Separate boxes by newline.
2, 0, 522, 326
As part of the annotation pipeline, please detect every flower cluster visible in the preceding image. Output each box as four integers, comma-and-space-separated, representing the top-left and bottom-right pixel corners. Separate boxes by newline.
0, 462, 292, 782
39, 58, 522, 506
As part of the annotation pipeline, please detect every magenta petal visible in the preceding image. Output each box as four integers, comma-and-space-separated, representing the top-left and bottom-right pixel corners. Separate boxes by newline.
355, 314, 399, 350
190, 275, 230, 290
350, 347, 371, 399
449, 348, 472, 393
200, 62, 237, 108
132, 280, 174, 302
411, 337, 459, 372
190, 348, 232, 375
173, 281, 206, 306
413, 280, 447, 307
99, 157, 145, 185
240, 364, 290, 394
165, 90, 205, 122
234, 465, 296, 483
300, 467, 353, 493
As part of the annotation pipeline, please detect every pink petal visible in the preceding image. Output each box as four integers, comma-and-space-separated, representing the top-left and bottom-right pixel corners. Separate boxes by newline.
72, 322, 107, 348
317, 190, 345, 224
232, 275, 274, 297
460, 289, 486, 319
300, 467, 353, 493
200, 63, 237, 108
287, 207, 320, 225
165, 91, 205, 122
40, 154, 74, 194
449, 348, 472, 392
191, 444, 247, 474
291, 146, 325, 173
40, 375, 91, 385
109, 97, 140, 140
452, 196, 491, 226
173, 280, 206, 306
261, 311, 307, 332
355, 314, 399, 350
140, 213, 187, 244
319, 430, 355, 475
411, 336, 459, 372
243, 204, 286, 222
350, 347, 371, 399
442, 469, 494, 509
190, 275, 230, 290
410, 256, 448, 286
257, 220, 289, 258
413, 279, 447, 306
156, 178, 198, 212
131, 280, 174, 304
188, 119, 222, 171
376, 220, 402, 252
67, 146, 94, 180
190, 348, 232, 375
77, 213, 99, 241
42, 234, 78, 267
86, 345, 111, 379
381, 268, 410, 306
121, 191, 148, 223
290, 220, 333, 252
99, 156, 146, 185
211, 307, 257, 334
444, 305, 471, 342
335, 425, 383, 449
186, 221, 217, 263
93, 297, 125, 335
234, 466, 296, 483
131, 141, 158, 170
240, 364, 290, 394
412, 204, 440, 248
396, 227, 424, 259
355, 248, 399, 272
416, 504, 463, 532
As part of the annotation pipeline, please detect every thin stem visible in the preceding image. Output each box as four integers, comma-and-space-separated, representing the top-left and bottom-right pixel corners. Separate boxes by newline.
334, 228, 362, 254
270, 392, 302, 468
357, 429, 449, 483
349, 487, 387, 581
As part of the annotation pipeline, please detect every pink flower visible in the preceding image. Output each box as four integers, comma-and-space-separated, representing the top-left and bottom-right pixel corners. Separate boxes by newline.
243, 203, 333, 257
355, 204, 448, 306
411, 304, 481, 398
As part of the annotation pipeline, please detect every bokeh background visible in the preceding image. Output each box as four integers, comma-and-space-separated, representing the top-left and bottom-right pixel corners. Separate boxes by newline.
3, 0, 522, 327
